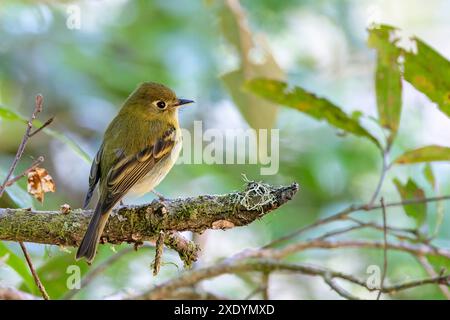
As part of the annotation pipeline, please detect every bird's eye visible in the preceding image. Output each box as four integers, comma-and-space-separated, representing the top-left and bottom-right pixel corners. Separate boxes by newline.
156, 101, 166, 109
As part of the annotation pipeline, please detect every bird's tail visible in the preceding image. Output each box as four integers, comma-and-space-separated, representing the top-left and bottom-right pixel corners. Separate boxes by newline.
76, 204, 110, 263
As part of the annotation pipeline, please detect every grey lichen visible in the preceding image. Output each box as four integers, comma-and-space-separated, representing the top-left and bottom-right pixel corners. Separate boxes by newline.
236, 181, 277, 213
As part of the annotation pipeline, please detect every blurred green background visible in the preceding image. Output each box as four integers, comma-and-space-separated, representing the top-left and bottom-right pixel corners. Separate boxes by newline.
0, 0, 449, 299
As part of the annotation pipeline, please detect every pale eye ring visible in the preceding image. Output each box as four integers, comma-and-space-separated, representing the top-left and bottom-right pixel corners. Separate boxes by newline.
155, 100, 166, 109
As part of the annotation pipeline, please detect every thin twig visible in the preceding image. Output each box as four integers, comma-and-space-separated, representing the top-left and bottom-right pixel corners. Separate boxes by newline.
240, 239, 450, 261
28, 117, 54, 137
0, 95, 51, 301
263, 205, 357, 248
377, 198, 388, 300
0, 156, 44, 192
136, 259, 450, 300
314, 224, 366, 240
416, 255, 450, 300
0, 95, 44, 198
312, 220, 419, 244
323, 273, 360, 300
347, 217, 420, 241
138, 260, 366, 300
368, 150, 389, 208
19, 242, 49, 300
382, 274, 450, 292
264, 194, 450, 248
368, 195, 450, 210
63, 245, 154, 300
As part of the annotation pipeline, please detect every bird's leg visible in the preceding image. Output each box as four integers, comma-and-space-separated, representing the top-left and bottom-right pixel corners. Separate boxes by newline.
152, 189, 166, 202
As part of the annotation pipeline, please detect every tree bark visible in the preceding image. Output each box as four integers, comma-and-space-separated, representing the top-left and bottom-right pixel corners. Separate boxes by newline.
0, 182, 298, 248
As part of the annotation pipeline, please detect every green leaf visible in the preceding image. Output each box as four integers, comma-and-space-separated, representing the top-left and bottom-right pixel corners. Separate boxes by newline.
403, 38, 450, 117
0, 170, 33, 208
43, 127, 91, 164
393, 178, 427, 227
423, 164, 435, 188
368, 25, 403, 143
245, 78, 381, 148
219, 2, 283, 129
350, 110, 363, 121
426, 255, 450, 277
0, 107, 23, 121
0, 106, 90, 164
0, 242, 36, 294
394, 145, 450, 165
19, 250, 90, 299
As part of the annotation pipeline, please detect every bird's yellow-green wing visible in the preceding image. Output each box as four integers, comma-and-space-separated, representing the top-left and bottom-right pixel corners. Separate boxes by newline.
98, 126, 176, 213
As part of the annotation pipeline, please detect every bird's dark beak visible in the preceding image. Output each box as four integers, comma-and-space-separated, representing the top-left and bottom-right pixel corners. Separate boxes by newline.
176, 98, 194, 107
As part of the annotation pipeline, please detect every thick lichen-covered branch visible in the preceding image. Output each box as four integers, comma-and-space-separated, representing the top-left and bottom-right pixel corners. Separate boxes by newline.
0, 182, 299, 259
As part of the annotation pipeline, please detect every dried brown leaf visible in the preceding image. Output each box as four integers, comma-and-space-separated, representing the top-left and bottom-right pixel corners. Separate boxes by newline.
27, 167, 56, 203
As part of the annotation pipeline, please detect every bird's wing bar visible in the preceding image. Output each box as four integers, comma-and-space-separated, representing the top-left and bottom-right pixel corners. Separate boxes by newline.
100, 127, 176, 213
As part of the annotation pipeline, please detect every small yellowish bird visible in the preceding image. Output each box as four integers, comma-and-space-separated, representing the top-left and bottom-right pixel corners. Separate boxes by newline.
76, 82, 193, 263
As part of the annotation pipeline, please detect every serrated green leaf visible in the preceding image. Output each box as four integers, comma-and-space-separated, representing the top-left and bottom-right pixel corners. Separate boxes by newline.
245, 78, 381, 149
0, 242, 36, 294
0, 106, 90, 164
393, 178, 427, 227
368, 25, 403, 143
403, 38, 450, 116
394, 145, 450, 165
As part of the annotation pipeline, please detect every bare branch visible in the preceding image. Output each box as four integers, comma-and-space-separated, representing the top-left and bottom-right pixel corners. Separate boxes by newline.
63, 245, 154, 300
377, 197, 388, 300
244, 239, 450, 260
136, 260, 366, 300
0, 95, 53, 301
416, 255, 450, 300
382, 274, 450, 293
323, 273, 360, 300
135, 258, 450, 300
367, 150, 389, 208
0, 182, 299, 264
0, 156, 44, 192
28, 117, 54, 137
264, 194, 450, 248
0, 94, 46, 198
19, 242, 49, 300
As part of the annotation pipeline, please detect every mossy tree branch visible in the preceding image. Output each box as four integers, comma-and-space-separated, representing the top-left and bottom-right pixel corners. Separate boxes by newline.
0, 182, 299, 265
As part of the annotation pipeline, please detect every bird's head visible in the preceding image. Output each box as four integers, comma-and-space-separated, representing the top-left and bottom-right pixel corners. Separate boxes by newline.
120, 82, 194, 120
